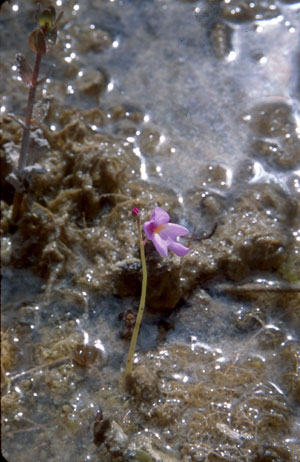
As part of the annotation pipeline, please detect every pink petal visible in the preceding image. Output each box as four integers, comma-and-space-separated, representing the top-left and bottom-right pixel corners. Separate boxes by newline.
152, 233, 169, 257
144, 220, 155, 240
168, 241, 190, 257
159, 223, 189, 240
151, 207, 170, 226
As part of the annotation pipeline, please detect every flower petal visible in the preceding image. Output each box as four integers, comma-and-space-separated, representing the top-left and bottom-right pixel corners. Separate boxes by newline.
152, 233, 169, 257
168, 240, 190, 257
159, 223, 189, 240
144, 220, 155, 240
151, 207, 170, 226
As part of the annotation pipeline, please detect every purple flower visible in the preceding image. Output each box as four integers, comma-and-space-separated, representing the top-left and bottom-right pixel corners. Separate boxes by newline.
144, 206, 189, 257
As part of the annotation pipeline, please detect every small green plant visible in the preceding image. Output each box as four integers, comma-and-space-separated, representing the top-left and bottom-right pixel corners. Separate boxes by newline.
7, 5, 63, 223
125, 207, 218, 379
125, 206, 189, 378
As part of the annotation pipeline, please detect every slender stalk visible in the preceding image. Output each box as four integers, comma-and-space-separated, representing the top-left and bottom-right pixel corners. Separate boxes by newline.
125, 216, 148, 377
11, 191, 25, 224
11, 53, 42, 223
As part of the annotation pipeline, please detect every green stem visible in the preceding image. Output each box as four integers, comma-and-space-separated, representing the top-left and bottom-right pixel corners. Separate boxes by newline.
125, 216, 147, 377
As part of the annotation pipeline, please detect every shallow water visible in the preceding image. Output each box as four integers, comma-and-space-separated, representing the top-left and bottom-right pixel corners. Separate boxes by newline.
1, 1, 300, 461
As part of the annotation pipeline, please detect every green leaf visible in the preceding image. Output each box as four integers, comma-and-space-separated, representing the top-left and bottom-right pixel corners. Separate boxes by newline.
28, 29, 46, 55
38, 6, 56, 29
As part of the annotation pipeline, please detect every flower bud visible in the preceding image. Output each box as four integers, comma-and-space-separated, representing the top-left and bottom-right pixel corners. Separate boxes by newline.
28, 29, 46, 55
132, 207, 140, 216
